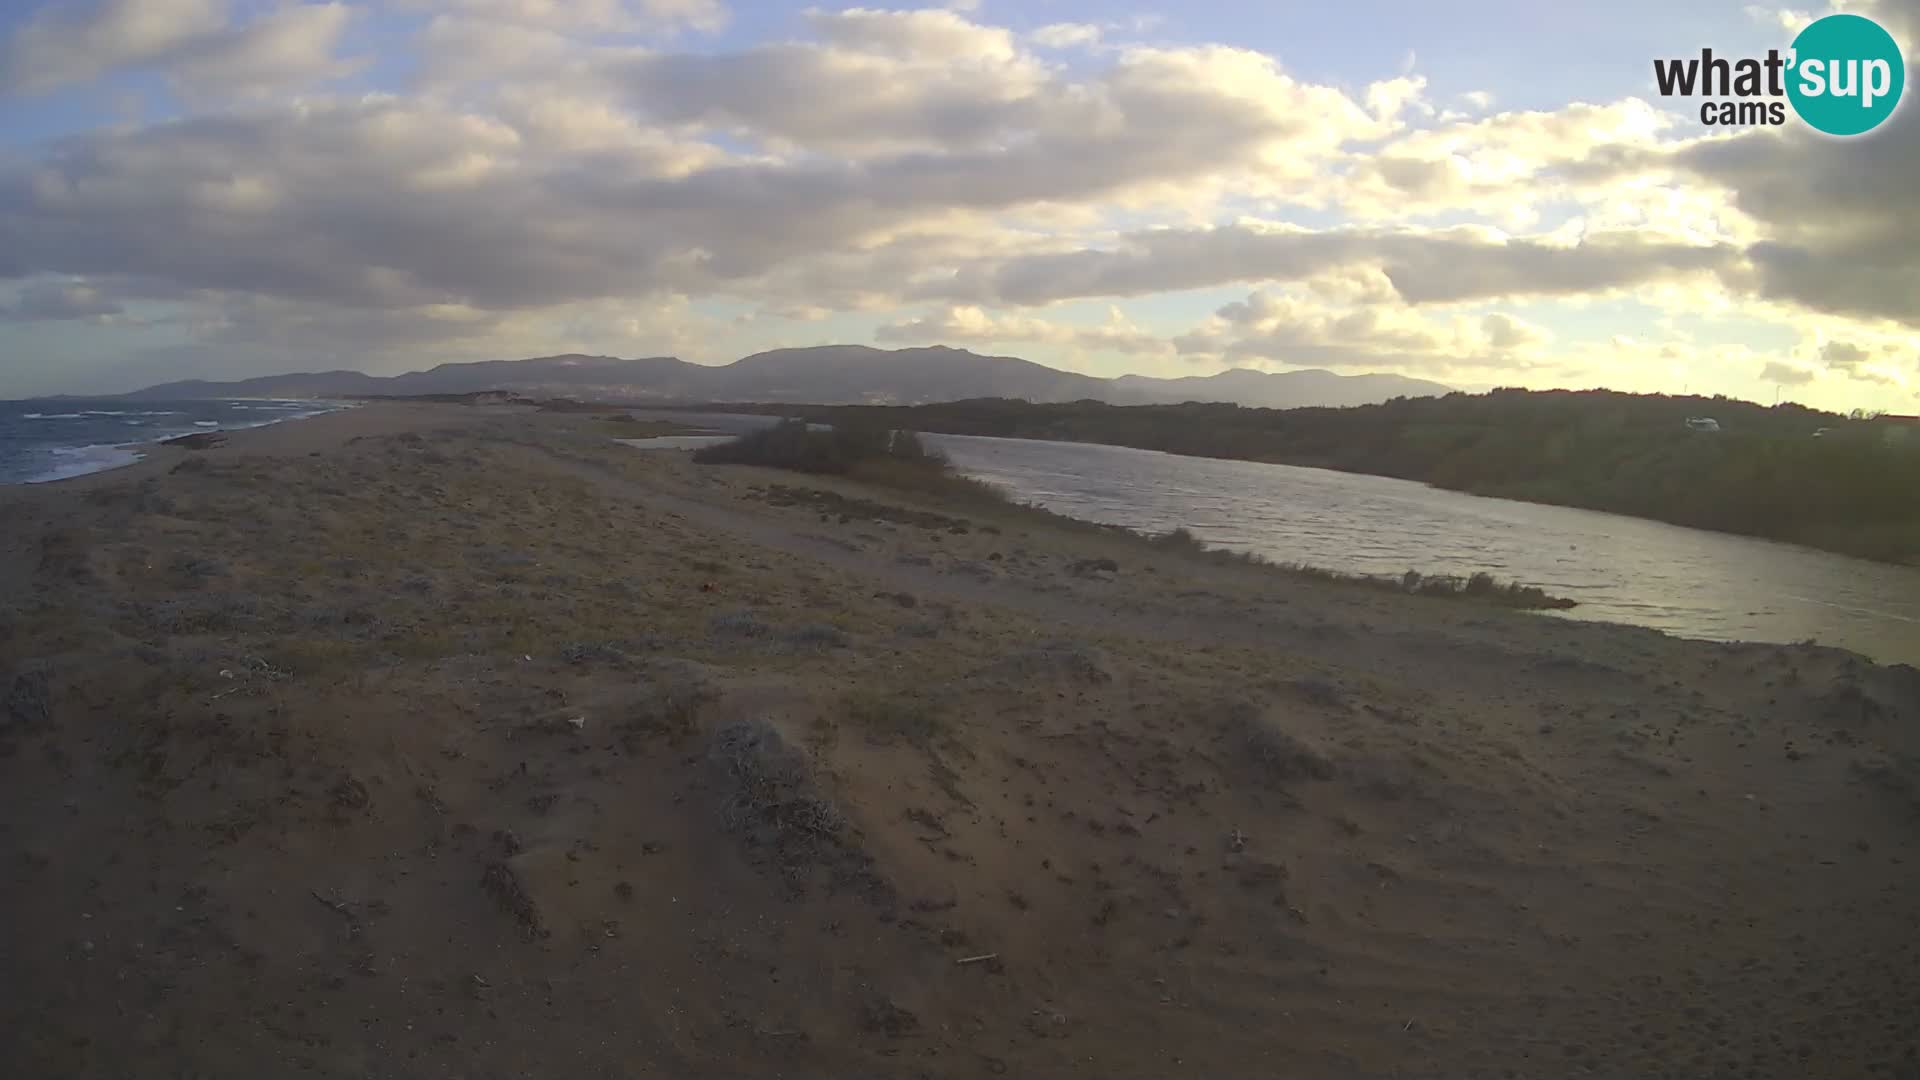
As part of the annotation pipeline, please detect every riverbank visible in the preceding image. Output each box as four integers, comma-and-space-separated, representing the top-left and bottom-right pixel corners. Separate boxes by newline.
712, 395, 1920, 567
3, 405, 1916, 1078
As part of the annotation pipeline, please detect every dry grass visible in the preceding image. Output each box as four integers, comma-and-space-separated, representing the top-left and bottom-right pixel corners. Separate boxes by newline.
1148, 527, 1576, 610
1225, 701, 1335, 785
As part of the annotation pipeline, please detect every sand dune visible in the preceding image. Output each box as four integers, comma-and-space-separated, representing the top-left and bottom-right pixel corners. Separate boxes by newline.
2, 404, 1916, 1078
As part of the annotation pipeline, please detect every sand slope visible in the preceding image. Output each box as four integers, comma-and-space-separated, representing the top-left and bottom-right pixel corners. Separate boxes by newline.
2, 405, 1916, 1078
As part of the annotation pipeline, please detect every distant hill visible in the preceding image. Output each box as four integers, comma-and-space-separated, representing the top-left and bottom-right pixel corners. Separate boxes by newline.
107, 346, 1451, 409
1112, 367, 1452, 409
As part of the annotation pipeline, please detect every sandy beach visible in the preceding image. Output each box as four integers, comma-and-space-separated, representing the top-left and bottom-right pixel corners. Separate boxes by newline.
2, 402, 1916, 1079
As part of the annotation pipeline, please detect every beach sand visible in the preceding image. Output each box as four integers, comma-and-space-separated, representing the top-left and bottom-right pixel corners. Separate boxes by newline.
2, 403, 1916, 1078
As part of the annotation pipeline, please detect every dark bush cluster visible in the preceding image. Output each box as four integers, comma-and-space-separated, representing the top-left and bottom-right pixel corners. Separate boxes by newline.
693, 419, 943, 474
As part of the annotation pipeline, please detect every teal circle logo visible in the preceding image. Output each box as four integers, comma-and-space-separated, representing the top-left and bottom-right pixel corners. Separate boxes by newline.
1787, 13, 1905, 136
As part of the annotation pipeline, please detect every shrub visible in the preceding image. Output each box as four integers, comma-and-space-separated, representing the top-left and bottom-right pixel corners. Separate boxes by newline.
1147, 526, 1576, 610
784, 623, 851, 652
693, 419, 945, 475
1226, 701, 1335, 784
1149, 527, 1208, 553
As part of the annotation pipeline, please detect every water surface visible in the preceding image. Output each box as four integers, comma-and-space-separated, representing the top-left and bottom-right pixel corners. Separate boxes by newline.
925, 433, 1920, 666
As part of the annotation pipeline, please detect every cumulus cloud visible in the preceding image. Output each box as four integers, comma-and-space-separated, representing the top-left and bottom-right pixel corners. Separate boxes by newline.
1167, 287, 1560, 374
1760, 359, 1817, 385
172, 4, 361, 97
1, 0, 359, 97
1677, 105, 1920, 332
1031, 23, 1102, 49
1332, 99, 1677, 225
0, 0, 1914, 408
1482, 311, 1549, 350
1667, 0, 1920, 352
0, 0, 226, 94
396, 0, 728, 34
877, 304, 1168, 355
920, 222, 1743, 307
0, 14, 1411, 322
1821, 341, 1872, 371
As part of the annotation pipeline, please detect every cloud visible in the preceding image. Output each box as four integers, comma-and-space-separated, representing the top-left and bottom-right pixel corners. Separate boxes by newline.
876, 304, 1168, 355
0, 0, 1916, 411
0, 15, 1407, 325
1821, 341, 1871, 371
1, 0, 226, 94
1743, 5, 1817, 33
1481, 311, 1549, 350
1364, 76, 1427, 122
396, 0, 728, 34
1677, 113, 1920, 331
1332, 99, 1677, 224
1671, 0, 1920, 335
1172, 287, 1560, 374
1, 0, 359, 97
1760, 358, 1817, 385
921, 222, 1743, 307
1031, 23, 1102, 49
172, 4, 361, 97
2, 278, 124, 321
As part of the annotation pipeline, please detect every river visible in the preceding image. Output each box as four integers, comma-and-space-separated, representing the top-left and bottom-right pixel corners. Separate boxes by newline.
924, 433, 1920, 667
627, 414, 1920, 666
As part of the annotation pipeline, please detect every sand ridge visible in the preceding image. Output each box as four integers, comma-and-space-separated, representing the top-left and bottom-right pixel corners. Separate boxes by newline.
1, 404, 1916, 1078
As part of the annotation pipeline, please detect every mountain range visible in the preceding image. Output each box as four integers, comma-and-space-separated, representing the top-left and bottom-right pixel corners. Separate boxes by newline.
107, 345, 1452, 409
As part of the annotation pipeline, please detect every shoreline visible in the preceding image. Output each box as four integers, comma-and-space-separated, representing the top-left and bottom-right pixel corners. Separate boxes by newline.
10, 400, 503, 490
9, 399, 358, 487
2, 404, 1915, 1078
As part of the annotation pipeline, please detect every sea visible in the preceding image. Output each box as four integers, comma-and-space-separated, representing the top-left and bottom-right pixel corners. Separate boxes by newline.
0, 398, 347, 484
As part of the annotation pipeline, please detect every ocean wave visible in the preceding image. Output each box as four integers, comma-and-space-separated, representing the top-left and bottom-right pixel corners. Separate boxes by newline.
223, 409, 335, 431
23, 443, 145, 484
7, 402, 346, 485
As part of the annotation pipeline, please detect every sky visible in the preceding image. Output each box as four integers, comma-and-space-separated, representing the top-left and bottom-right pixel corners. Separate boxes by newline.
0, 0, 1915, 410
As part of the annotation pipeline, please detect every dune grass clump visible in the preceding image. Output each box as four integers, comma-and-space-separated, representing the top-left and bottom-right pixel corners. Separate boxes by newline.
1146, 527, 1576, 610
694, 419, 941, 474
845, 692, 947, 747
1399, 570, 1577, 609
1224, 701, 1336, 785
709, 717, 846, 843
707, 718, 890, 899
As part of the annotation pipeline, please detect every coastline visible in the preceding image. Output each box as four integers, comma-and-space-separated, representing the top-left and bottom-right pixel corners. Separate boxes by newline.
7, 400, 356, 487
2, 404, 1914, 1078
14, 400, 493, 490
